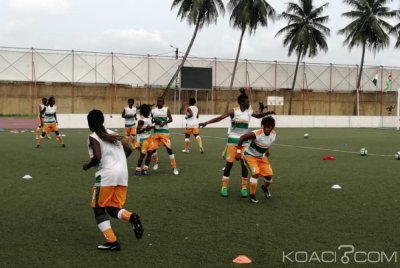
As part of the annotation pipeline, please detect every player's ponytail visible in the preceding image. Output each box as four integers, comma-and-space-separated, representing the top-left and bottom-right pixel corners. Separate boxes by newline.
237, 88, 248, 105
87, 109, 122, 144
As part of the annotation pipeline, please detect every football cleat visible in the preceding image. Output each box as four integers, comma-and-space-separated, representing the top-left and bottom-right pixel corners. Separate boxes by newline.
261, 185, 271, 199
173, 168, 179, 175
97, 241, 120, 251
62, 144, 66, 148
141, 170, 149, 176
153, 163, 159, 171
130, 213, 144, 240
182, 149, 189, 153
240, 188, 249, 198
36, 144, 40, 148
249, 194, 259, 204
199, 147, 204, 154
220, 187, 228, 197
134, 170, 142, 176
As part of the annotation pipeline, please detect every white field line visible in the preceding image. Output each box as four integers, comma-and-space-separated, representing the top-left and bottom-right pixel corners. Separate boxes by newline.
170, 131, 394, 158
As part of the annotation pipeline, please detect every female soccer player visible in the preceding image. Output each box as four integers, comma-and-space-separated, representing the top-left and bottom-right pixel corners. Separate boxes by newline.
236, 116, 276, 203
151, 97, 179, 175
35, 97, 47, 140
83, 109, 143, 251
135, 104, 155, 176
199, 89, 274, 198
182, 98, 204, 154
36, 97, 65, 148
122, 98, 137, 148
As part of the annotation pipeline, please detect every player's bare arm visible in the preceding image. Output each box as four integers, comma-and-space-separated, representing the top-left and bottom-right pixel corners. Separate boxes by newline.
83, 137, 101, 170
199, 109, 234, 128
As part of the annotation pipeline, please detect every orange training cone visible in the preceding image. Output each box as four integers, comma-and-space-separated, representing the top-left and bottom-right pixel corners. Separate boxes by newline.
233, 255, 252, 264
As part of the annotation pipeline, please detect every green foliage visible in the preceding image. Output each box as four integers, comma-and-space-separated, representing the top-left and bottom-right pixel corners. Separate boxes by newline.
171, 0, 225, 29
338, 0, 396, 53
276, 0, 330, 59
1, 128, 400, 267
228, 0, 276, 34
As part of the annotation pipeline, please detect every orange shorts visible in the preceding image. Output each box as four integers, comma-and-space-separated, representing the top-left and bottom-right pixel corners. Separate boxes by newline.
222, 145, 246, 163
243, 155, 273, 177
125, 127, 136, 137
185, 128, 199, 135
135, 137, 156, 154
152, 133, 171, 149
91, 185, 127, 208
43, 123, 59, 133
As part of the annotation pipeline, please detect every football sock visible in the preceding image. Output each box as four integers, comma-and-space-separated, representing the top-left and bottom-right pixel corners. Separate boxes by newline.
264, 177, 273, 187
250, 177, 258, 195
152, 152, 159, 163
143, 165, 148, 171
117, 209, 132, 222
57, 135, 64, 145
98, 220, 117, 243
184, 138, 190, 150
169, 154, 176, 168
222, 176, 229, 188
196, 136, 203, 148
241, 177, 248, 189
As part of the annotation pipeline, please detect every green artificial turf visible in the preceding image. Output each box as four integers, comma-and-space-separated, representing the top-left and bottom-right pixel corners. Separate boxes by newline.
1, 128, 400, 267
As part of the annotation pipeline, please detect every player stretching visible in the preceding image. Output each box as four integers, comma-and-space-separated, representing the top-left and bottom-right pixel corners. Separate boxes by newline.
135, 104, 155, 176
36, 97, 65, 148
199, 89, 274, 198
83, 109, 143, 251
182, 98, 204, 154
151, 97, 179, 175
236, 116, 276, 203
122, 98, 137, 148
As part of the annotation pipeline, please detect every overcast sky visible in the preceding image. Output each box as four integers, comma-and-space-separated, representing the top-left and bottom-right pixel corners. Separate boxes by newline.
0, 0, 399, 67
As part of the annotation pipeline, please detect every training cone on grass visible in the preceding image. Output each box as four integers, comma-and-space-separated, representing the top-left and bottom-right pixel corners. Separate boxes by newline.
322, 155, 336, 160
22, 175, 32, 179
331, 184, 342, 189
233, 255, 252, 264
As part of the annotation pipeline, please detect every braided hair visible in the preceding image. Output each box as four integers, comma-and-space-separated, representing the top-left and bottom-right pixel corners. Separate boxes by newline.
237, 88, 248, 105
87, 109, 122, 144
261, 116, 275, 129
138, 104, 152, 117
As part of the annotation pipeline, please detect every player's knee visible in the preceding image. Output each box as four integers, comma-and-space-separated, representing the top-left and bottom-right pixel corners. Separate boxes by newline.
106, 207, 120, 219
93, 207, 108, 223
55, 131, 60, 136
166, 148, 173, 155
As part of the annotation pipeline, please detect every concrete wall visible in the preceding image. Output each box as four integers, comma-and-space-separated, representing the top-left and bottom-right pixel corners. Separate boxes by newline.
0, 82, 398, 116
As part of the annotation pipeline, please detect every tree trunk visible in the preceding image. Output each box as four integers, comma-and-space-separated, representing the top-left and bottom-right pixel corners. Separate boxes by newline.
162, 19, 201, 98
353, 42, 366, 115
225, 27, 246, 112
289, 51, 302, 115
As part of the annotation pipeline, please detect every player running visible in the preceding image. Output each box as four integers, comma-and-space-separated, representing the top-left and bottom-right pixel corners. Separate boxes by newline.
122, 98, 137, 148
182, 97, 204, 154
151, 97, 179, 175
36, 96, 65, 148
199, 89, 274, 198
83, 109, 143, 251
236, 116, 276, 203
135, 104, 156, 176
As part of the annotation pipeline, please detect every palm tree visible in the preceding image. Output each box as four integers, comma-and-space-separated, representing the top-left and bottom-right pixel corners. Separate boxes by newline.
225, 0, 276, 111
276, 0, 330, 115
338, 0, 396, 115
163, 0, 225, 98
392, 10, 400, 48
